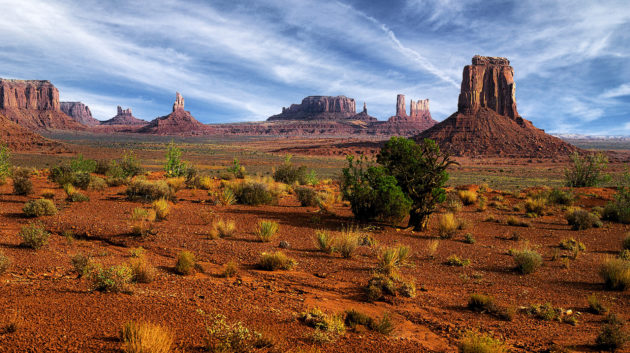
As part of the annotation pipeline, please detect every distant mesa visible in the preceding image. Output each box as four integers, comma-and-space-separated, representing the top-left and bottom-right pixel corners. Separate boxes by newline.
0, 113, 66, 152
416, 55, 577, 158
138, 92, 207, 135
60, 102, 100, 126
268, 96, 361, 121
101, 106, 148, 126
380, 94, 438, 134
0, 78, 85, 131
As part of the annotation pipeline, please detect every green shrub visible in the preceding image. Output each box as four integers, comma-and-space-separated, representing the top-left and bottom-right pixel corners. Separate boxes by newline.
315, 230, 334, 254
152, 198, 170, 221
216, 188, 236, 206
547, 188, 574, 205
565, 208, 602, 230
506, 216, 531, 227
0, 252, 10, 274
596, 314, 629, 351
258, 251, 296, 271
513, 249, 543, 274
446, 254, 470, 267
71, 253, 92, 278
376, 245, 411, 277
211, 219, 236, 239
438, 213, 458, 238
49, 165, 76, 187
12, 168, 33, 195
255, 220, 279, 242
235, 182, 276, 206
565, 152, 609, 187
130, 257, 157, 283
524, 197, 546, 216
206, 314, 262, 353
19, 223, 50, 249
23, 199, 57, 217
273, 155, 309, 184
295, 186, 320, 207
335, 226, 360, 258
298, 308, 345, 337
464, 233, 476, 244
121, 320, 173, 353
69, 154, 96, 173
126, 180, 172, 202
164, 142, 190, 178
458, 190, 478, 205
222, 260, 238, 278
89, 264, 133, 292
377, 137, 457, 230
559, 238, 586, 252
599, 257, 630, 290
340, 155, 411, 225
588, 294, 609, 315
0, 143, 10, 183
224, 158, 246, 179
459, 331, 507, 353
468, 294, 495, 312
175, 251, 196, 275
526, 303, 559, 321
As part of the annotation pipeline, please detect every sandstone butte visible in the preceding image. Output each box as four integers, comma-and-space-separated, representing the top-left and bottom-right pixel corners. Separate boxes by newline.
0, 113, 66, 152
416, 55, 578, 158
100, 106, 148, 126
60, 102, 100, 126
138, 92, 208, 135
0, 78, 85, 131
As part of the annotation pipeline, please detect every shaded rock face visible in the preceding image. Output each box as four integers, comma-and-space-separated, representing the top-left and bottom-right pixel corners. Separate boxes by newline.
458, 55, 519, 119
0, 113, 66, 152
268, 96, 357, 121
139, 92, 207, 135
416, 55, 577, 158
386, 94, 437, 133
60, 102, 100, 126
395, 94, 406, 117
101, 106, 147, 126
0, 78, 84, 130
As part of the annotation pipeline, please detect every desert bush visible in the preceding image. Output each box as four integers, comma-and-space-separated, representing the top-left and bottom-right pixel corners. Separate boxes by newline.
0, 143, 11, 184
105, 151, 142, 180
69, 154, 97, 173
152, 198, 170, 221
71, 253, 92, 278
273, 155, 309, 185
377, 245, 411, 277
315, 230, 334, 254
0, 252, 11, 275
438, 213, 458, 238
89, 264, 133, 292
216, 188, 237, 206
506, 216, 531, 227
335, 226, 360, 258
64, 184, 89, 202
295, 186, 320, 207
547, 188, 574, 205
299, 308, 345, 337
588, 294, 609, 315
23, 199, 57, 217
41, 189, 55, 199
459, 331, 507, 353
464, 233, 476, 244
234, 182, 276, 206
365, 273, 395, 301
206, 313, 262, 353
121, 320, 173, 353
458, 190, 478, 205
165, 177, 186, 193
258, 251, 296, 271
222, 260, 238, 278
559, 238, 586, 253
88, 176, 106, 190
526, 303, 559, 321
49, 165, 77, 187
224, 158, 246, 179
129, 257, 157, 283
596, 313, 629, 351
211, 219, 236, 239
426, 239, 439, 258
377, 137, 457, 230
624, 234, 630, 251
164, 142, 190, 178
468, 294, 495, 312
340, 155, 411, 225
19, 223, 50, 249
445, 193, 463, 212
344, 310, 394, 335
513, 249, 543, 274
565, 208, 602, 230
255, 220, 279, 242
126, 180, 172, 202
599, 257, 630, 290
188, 175, 213, 190
524, 197, 546, 216
175, 251, 196, 275
446, 254, 470, 267
565, 152, 609, 187
12, 168, 33, 195
130, 208, 156, 237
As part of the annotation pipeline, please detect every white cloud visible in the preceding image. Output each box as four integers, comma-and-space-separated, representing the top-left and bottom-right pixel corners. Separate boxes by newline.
601, 83, 630, 99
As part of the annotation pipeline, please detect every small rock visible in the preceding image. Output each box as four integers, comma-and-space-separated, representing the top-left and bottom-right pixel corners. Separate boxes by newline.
278, 241, 290, 249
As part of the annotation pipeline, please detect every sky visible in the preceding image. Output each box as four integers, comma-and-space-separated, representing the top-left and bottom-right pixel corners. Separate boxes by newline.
0, 0, 628, 135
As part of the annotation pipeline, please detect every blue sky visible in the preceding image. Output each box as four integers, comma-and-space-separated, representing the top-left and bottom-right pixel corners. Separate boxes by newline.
0, 0, 628, 134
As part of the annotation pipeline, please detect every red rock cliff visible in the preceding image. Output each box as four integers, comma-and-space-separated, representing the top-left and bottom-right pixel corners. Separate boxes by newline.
60, 102, 100, 126
268, 96, 356, 121
457, 55, 519, 119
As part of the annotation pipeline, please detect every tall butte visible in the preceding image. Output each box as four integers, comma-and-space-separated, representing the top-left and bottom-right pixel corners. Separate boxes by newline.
416, 55, 577, 158
0, 78, 85, 130
139, 92, 206, 135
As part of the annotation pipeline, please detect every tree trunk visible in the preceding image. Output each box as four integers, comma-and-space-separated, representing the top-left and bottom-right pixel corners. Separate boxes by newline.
408, 209, 429, 231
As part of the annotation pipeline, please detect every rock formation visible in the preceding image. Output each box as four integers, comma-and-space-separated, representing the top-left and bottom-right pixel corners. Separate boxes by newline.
0, 113, 66, 152
139, 92, 207, 135
101, 106, 148, 126
60, 102, 100, 126
416, 55, 577, 158
382, 94, 437, 134
0, 78, 85, 130
268, 96, 357, 121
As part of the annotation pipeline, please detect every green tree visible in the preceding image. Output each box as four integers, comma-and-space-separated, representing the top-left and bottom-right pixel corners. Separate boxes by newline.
564, 152, 609, 187
341, 155, 412, 224
377, 137, 457, 231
